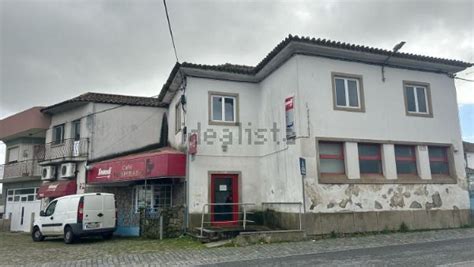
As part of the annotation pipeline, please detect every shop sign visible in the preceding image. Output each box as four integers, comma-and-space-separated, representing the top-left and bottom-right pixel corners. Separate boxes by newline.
285, 96, 296, 139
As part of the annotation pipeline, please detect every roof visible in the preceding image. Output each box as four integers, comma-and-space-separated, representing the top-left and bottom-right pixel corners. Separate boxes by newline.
159, 34, 472, 102
464, 142, 474, 153
42, 92, 168, 114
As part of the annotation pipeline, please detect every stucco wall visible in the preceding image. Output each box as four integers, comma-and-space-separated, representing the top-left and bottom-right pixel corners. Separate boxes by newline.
175, 54, 469, 215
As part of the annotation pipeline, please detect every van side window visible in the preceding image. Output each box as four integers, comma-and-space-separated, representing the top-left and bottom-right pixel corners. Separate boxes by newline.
45, 200, 57, 216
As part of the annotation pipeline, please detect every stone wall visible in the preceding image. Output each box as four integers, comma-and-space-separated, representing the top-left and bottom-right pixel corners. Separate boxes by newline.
0, 219, 11, 232
140, 205, 185, 238
264, 209, 470, 236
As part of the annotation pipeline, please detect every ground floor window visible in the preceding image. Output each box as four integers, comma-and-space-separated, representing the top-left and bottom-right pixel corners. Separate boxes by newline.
134, 184, 172, 212
6, 188, 39, 203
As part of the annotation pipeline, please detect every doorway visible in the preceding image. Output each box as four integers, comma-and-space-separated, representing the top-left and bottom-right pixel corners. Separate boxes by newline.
210, 173, 239, 226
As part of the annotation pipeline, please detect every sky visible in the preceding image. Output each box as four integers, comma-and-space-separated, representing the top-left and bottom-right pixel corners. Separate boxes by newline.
0, 0, 473, 168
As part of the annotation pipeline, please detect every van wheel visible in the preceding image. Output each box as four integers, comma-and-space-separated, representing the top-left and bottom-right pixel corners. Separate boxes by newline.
32, 227, 45, 242
102, 232, 113, 240
64, 226, 75, 244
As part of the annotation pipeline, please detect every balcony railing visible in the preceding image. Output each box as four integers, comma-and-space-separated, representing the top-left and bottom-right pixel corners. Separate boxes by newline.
1, 159, 43, 179
42, 138, 89, 162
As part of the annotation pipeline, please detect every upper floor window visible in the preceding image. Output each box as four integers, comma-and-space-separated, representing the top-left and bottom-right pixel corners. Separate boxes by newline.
403, 81, 432, 117
72, 120, 81, 141
428, 146, 449, 175
175, 102, 182, 133
358, 143, 382, 174
332, 72, 365, 112
209, 92, 239, 125
7, 146, 19, 163
319, 142, 345, 174
53, 124, 65, 144
395, 145, 417, 175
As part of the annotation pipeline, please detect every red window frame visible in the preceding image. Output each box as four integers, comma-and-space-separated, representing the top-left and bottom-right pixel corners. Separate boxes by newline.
395, 145, 417, 174
428, 146, 450, 175
319, 142, 345, 175
358, 143, 382, 174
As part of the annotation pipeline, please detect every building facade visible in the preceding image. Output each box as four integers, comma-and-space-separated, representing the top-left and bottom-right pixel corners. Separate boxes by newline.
0, 107, 51, 232
159, 36, 472, 233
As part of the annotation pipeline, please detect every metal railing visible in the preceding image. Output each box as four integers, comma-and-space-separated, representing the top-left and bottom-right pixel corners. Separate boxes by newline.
261, 202, 303, 231
42, 138, 89, 161
0, 159, 43, 179
200, 203, 256, 237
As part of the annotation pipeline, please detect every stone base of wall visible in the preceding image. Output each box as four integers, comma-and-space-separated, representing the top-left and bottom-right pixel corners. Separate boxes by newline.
0, 219, 11, 232
140, 205, 185, 238
302, 209, 470, 235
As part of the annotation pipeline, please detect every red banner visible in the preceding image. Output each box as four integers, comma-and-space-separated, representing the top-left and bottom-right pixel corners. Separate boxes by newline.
87, 150, 186, 184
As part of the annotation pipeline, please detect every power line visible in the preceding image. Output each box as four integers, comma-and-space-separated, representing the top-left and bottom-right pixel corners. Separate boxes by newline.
454, 76, 474, 82
163, 0, 179, 63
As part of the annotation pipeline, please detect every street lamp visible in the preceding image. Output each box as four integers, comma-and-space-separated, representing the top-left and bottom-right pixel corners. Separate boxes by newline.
381, 41, 406, 82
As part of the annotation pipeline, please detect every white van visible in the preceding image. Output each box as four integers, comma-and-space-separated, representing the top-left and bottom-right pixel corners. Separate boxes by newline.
32, 193, 116, 244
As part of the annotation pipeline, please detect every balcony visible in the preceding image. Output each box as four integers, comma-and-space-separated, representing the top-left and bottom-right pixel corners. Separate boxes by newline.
41, 138, 89, 163
0, 159, 43, 183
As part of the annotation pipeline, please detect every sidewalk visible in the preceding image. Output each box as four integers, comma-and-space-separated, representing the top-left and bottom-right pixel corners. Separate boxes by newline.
4, 228, 474, 266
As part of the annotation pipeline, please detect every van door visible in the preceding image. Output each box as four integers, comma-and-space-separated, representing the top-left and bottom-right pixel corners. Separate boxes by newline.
41, 200, 62, 235
83, 194, 104, 230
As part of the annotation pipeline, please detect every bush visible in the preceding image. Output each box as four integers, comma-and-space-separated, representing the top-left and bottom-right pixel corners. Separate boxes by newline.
399, 222, 409, 232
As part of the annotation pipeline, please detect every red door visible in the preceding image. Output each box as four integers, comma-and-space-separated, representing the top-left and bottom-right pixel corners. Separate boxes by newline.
210, 174, 239, 226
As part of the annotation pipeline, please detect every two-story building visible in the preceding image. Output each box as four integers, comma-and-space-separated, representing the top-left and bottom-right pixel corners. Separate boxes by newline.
159, 35, 472, 234
37, 92, 186, 236
0, 107, 51, 232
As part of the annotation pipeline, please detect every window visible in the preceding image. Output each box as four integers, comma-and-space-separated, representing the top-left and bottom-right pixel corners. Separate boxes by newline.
175, 102, 182, 133
135, 185, 172, 212
332, 73, 364, 112
395, 145, 417, 175
429, 146, 450, 175
319, 142, 345, 174
44, 200, 57, 216
358, 143, 382, 174
209, 92, 238, 124
7, 147, 19, 163
153, 185, 172, 209
52, 124, 65, 144
403, 82, 432, 117
72, 120, 81, 141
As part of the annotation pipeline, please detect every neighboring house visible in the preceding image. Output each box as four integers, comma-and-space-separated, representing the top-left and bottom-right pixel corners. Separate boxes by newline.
37, 92, 176, 236
159, 35, 472, 233
0, 107, 51, 232
464, 142, 474, 191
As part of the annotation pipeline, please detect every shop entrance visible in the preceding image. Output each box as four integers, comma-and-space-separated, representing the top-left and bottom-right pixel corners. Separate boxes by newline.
210, 174, 239, 226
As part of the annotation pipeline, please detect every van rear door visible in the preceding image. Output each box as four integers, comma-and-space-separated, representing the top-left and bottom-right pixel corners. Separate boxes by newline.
102, 194, 116, 229
82, 194, 104, 230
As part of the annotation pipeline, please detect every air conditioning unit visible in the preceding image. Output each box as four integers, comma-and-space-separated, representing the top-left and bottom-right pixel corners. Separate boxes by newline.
41, 166, 56, 181
59, 163, 76, 179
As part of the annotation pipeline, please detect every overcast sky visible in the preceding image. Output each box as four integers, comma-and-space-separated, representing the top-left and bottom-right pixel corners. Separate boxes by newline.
0, 0, 473, 167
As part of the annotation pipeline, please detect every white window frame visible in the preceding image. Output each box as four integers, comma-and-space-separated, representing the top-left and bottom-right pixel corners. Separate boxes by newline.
7, 146, 19, 163
406, 85, 429, 115
6, 187, 39, 203
134, 185, 173, 213
210, 95, 237, 123
334, 77, 361, 109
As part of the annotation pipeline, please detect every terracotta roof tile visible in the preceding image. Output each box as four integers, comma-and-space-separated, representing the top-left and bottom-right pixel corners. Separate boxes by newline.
42, 92, 167, 113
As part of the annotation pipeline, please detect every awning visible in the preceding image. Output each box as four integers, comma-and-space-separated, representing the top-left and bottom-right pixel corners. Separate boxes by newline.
37, 180, 77, 199
87, 148, 186, 184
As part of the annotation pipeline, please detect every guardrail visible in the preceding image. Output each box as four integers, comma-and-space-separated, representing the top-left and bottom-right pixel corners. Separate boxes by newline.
42, 138, 89, 161
261, 202, 303, 231
0, 159, 42, 179
199, 203, 256, 237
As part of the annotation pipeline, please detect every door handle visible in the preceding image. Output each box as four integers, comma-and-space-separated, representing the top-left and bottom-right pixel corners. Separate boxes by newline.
50, 217, 54, 220
97, 213, 103, 217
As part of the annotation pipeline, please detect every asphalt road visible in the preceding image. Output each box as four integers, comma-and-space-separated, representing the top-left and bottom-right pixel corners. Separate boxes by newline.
206, 237, 474, 267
